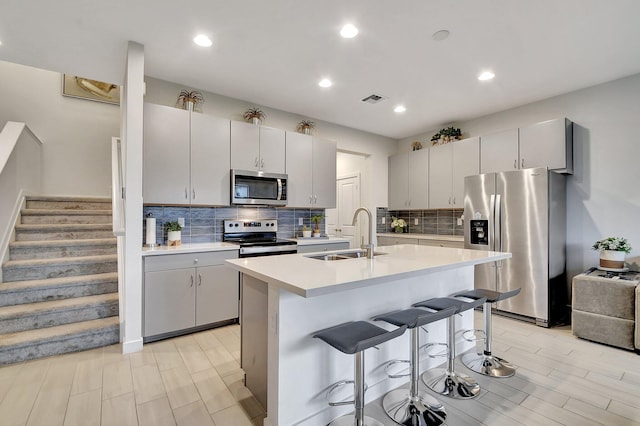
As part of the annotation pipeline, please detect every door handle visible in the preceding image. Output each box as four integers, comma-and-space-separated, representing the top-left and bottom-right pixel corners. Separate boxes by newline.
254, 157, 259, 167
192, 188, 196, 199
261, 158, 265, 168
452, 196, 456, 205
190, 275, 194, 287
448, 196, 451, 205
309, 195, 313, 204
198, 274, 202, 286
185, 188, 188, 199
521, 158, 525, 168
513, 159, 517, 169
314, 195, 317, 204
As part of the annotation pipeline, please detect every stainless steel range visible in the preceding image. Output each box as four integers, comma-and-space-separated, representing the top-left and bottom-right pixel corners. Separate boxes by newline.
223, 220, 297, 257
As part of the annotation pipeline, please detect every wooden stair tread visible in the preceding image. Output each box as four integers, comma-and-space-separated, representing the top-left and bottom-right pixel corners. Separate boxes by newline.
4, 254, 117, 268
10, 238, 117, 248
0, 293, 118, 319
0, 272, 118, 292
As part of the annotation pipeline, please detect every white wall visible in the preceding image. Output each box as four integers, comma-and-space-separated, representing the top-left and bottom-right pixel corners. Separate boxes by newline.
397, 73, 640, 280
143, 77, 397, 212
0, 61, 120, 196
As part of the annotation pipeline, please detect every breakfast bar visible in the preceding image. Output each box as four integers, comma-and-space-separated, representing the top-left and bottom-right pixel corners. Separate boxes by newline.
226, 244, 510, 426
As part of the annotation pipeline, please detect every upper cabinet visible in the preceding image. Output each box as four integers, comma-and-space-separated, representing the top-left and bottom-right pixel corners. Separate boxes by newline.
143, 103, 230, 205
231, 121, 285, 174
429, 137, 479, 209
480, 118, 573, 174
285, 132, 337, 208
388, 149, 429, 210
519, 118, 573, 174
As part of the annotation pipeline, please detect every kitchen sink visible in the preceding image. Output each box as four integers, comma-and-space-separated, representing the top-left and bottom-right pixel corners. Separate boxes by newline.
305, 250, 388, 261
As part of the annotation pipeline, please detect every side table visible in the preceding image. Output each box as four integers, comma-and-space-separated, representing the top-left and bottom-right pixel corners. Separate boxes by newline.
572, 270, 639, 352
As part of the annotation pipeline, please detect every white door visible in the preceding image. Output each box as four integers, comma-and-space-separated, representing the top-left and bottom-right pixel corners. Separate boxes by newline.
328, 175, 360, 248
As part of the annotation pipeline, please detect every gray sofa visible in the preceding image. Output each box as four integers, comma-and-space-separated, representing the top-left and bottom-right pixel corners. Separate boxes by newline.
572, 273, 639, 352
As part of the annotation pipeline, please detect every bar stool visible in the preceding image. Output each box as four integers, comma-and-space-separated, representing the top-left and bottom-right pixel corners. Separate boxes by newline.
313, 321, 407, 426
373, 305, 457, 425
412, 297, 486, 399
454, 288, 521, 378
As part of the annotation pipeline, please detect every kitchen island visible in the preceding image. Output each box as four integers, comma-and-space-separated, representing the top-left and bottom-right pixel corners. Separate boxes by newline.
226, 244, 510, 426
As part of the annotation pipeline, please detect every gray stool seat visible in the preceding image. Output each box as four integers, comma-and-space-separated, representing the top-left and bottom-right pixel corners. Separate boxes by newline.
411, 296, 487, 399
373, 306, 456, 426
314, 321, 407, 426
454, 288, 521, 378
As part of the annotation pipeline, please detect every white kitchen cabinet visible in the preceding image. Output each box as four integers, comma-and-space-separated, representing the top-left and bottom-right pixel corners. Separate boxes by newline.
143, 250, 239, 340
285, 132, 336, 208
377, 236, 420, 246
231, 121, 286, 174
388, 149, 429, 210
429, 137, 479, 208
418, 239, 464, 249
480, 129, 519, 174
480, 119, 573, 174
296, 241, 349, 253
143, 103, 231, 205
519, 118, 573, 173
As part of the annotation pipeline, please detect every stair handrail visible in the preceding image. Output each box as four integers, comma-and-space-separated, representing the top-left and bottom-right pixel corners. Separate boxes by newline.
111, 137, 125, 236
0, 121, 42, 175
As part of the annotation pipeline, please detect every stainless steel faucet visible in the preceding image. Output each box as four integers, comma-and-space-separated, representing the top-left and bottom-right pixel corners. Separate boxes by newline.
351, 207, 374, 259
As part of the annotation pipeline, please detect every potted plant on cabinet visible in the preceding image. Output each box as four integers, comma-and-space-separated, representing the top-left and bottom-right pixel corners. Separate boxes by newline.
244, 107, 266, 125
311, 215, 323, 237
165, 221, 183, 246
592, 236, 632, 270
301, 225, 312, 238
296, 120, 315, 135
176, 89, 204, 111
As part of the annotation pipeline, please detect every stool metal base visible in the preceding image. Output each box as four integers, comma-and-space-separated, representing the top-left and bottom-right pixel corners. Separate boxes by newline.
329, 414, 385, 426
422, 368, 480, 400
382, 388, 446, 426
462, 352, 516, 378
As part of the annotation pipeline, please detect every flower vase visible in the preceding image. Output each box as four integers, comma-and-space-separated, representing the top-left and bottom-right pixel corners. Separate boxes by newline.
302, 230, 311, 238
394, 227, 403, 233
168, 230, 181, 246
600, 250, 625, 269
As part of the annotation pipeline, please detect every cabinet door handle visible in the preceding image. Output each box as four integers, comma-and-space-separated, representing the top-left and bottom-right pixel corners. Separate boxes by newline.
190, 275, 194, 287
453, 196, 456, 205
192, 188, 196, 199
261, 158, 265, 168
309, 195, 313, 204
185, 188, 188, 199
514, 159, 517, 169
198, 274, 202, 286
254, 157, 259, 167
408, 200, 411, 207
448, 196, 451, 205
521, 158, 525, 168
314, 195, 317, 204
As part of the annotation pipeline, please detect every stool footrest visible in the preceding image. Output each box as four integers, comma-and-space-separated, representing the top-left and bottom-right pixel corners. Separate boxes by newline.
462, 328, 486, 343
384, 359, 410, 379
326, 379, 369, 407
421, 342, 449, 359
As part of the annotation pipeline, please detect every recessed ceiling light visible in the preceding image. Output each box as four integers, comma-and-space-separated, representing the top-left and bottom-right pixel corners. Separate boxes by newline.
193, 34, 212, 47
478, 71, 495, 81
340, 24, 359, 38
318, 78, 332, 88
432, 30, 450, 41
394, 105, 406, 113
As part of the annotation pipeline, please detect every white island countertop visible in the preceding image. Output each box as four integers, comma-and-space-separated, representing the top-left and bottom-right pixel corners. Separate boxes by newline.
226, 244, 510, 298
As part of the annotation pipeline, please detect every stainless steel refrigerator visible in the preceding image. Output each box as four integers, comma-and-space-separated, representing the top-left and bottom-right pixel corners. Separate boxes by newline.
464, 167, 568, 326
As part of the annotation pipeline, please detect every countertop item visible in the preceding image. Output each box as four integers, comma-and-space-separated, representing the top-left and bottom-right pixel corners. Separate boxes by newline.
377, 233, 463, 242
142, 242, 239, 256
227, 244, 510, 298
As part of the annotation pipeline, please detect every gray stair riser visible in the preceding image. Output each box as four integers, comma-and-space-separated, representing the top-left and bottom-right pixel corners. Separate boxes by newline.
15, 230, 114, 241
3, 261, 117, 282
21, 215, 112, 225
25, 200, 111, 210
0, 326, 119, 366
0, 301, 119, 334
0, 280, 118, 307
10, 244, 116, 260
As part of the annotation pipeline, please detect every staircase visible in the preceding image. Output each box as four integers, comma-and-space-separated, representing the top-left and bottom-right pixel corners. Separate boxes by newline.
0, 196, 120, 365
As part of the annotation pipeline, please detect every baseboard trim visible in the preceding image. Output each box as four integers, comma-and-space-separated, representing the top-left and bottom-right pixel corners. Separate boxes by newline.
122, 337, 143, 354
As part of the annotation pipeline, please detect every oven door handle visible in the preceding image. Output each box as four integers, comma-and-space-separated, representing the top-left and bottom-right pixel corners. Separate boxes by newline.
240, 245, 297, 255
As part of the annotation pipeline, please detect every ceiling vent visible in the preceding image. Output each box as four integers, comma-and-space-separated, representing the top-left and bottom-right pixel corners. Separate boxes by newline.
361, 93, 387, 104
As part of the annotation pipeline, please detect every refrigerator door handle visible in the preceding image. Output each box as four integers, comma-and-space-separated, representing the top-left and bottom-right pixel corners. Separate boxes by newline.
495, 194, 502, 265
489, 194, 496, 252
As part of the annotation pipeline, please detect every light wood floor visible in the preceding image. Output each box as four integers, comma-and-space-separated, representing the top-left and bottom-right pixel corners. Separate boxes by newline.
1, 313, 639, 425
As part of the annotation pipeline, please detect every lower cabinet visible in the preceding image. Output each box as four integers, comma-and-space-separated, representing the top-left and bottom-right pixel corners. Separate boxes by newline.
143, 250, 239, 340
418, 239, 464, 249
378, 235, 463, 248
378, 236, 419, 246
297, 242, 349, 253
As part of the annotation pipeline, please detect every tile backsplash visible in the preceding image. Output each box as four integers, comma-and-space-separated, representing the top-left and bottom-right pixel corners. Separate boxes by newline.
376, 207, 464, 236
143, 205, 325, 245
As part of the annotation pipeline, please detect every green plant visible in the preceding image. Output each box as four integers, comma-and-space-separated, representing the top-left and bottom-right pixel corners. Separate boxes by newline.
164, 221, 183, 232
243, 107, 266, 122
431, 133, 441, 142
311, 215, 323, 232
301, 225, 311, 231
440, 126, 461, 138
176, 89, 204, 109
592, 237, 631, 253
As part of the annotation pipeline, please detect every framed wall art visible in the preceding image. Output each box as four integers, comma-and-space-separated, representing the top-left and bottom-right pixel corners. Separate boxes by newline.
62, 74, 120, 105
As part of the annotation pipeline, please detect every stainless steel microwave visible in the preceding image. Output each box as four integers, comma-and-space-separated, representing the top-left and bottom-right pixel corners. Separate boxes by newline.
231, 169, 287, 206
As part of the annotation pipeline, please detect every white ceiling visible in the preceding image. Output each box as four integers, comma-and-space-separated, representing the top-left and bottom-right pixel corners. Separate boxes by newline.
2, 0, 640, 139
